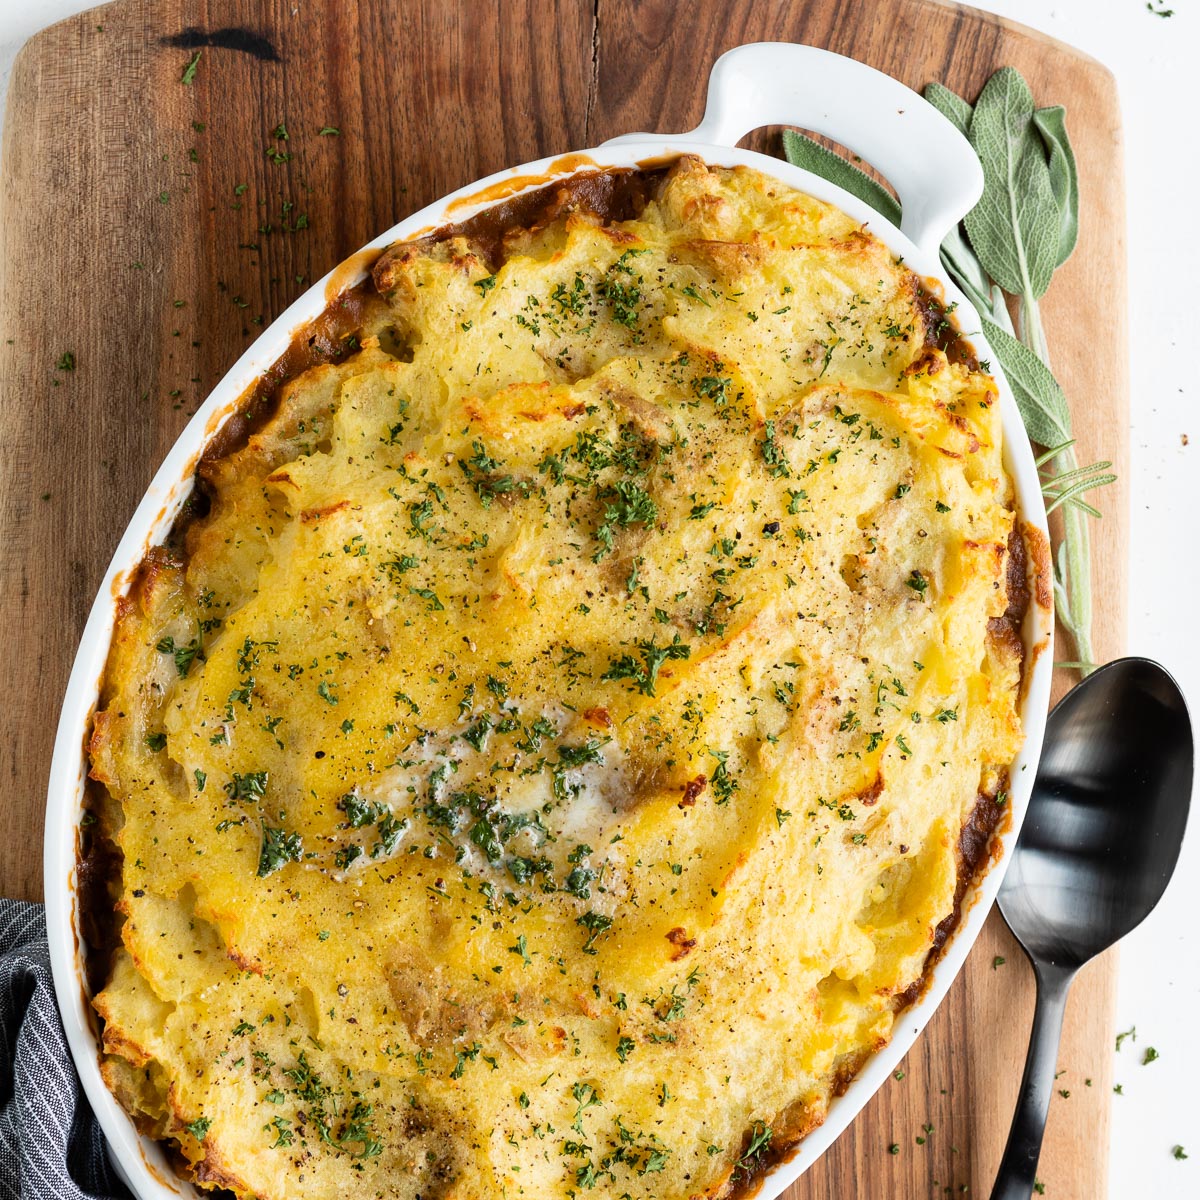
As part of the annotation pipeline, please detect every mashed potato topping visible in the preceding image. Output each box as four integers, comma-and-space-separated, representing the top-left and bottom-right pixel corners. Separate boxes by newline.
88, 157, 1023, 1200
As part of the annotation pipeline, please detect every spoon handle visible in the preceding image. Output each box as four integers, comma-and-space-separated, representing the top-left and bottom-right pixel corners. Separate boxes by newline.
989, 962, 1074, 1200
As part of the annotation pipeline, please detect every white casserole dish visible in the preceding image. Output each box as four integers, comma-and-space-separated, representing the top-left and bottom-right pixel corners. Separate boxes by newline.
45, 42, 1054, 1200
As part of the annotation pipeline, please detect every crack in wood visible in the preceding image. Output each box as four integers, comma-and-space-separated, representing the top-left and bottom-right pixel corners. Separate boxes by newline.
584, 0, 601, 143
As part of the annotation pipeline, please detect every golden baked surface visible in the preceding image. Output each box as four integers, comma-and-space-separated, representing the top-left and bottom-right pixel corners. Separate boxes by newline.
89, 158, 1023, 1200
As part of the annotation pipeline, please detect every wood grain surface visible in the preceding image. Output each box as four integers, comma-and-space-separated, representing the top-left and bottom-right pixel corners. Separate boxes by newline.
0, 1, 1126, 1196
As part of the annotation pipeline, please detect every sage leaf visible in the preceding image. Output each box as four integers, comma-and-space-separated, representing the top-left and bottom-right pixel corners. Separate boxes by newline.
782, 130, 901, 227
1041, 461, 1116, 517
1032, 105, 1079, 267
924, 82, 974, 136
981, 317, 1070, 447
964, 68, 1060, 300
988, 284, 1016, 338
923, 83, 996, 315
940, 229, 993, 316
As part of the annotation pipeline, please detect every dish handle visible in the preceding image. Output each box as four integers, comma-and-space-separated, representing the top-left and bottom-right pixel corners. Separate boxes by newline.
604, 42, 982, 262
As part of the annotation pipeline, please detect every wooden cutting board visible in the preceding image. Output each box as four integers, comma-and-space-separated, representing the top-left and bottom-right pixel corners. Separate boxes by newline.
0, 1, 1126, 1195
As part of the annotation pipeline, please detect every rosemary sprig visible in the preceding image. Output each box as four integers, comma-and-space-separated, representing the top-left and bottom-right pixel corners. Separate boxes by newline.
783, 68, 1114, 675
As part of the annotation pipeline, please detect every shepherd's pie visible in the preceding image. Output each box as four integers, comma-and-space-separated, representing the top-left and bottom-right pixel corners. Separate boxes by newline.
84, 156, 1027, 1200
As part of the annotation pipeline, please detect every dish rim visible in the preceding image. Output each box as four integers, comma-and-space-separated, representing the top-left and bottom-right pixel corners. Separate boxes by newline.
44, 137, 1054, 1199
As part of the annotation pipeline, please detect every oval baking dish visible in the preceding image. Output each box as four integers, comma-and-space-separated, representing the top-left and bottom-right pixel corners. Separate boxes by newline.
46, 42, 1053, 1200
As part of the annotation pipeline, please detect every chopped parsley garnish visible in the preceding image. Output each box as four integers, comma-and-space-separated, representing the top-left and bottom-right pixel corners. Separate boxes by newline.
564, 864, 597, 899
576, 910, 613, 953
459, 440, 527, 509
594, 479, 658, 559
408, 586, 445, 612
708, 748, 738, 804
736, 1121, 773, 1176
462, 715, 493, 752
552, 738, 609, 800
598, 249, 650, 332
334, 845, 362, 870
338, 792, 385, 828
408, 498, 436, 541
692, 374, 732, 407
225, 772, 268, 801
380, 555, 420, 580
155, 634, 201, 677
551, 274, 589, 315
602, 635, 690, 697
257, 826, 302, 877
905, 569, 929, 597
373, 813, 406, 857
760, 420, 791, 477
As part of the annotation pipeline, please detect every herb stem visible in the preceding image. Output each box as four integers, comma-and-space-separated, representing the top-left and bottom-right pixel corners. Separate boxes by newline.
1020, 289, 1051, 364
1053, 447, 1096, 674
1020, 293, 1095, 675
990, 285, 1016, 337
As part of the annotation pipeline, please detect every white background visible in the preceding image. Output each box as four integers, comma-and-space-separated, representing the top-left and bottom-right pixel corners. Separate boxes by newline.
1, 0, 1196, 1195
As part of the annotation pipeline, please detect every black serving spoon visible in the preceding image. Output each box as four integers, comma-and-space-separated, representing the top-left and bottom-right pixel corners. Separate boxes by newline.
990, 657, 1192, 1200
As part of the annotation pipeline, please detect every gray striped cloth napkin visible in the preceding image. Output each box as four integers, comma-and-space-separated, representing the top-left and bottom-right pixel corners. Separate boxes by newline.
0, 899, 129, 1199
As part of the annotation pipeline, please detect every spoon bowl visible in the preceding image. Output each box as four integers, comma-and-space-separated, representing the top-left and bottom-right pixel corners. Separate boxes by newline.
998, 656, 1193, 968
990, 657, 1192, 1200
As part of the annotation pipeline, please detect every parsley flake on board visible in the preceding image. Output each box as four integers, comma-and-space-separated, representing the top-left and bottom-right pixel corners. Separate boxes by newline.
180, 51, 201, 85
